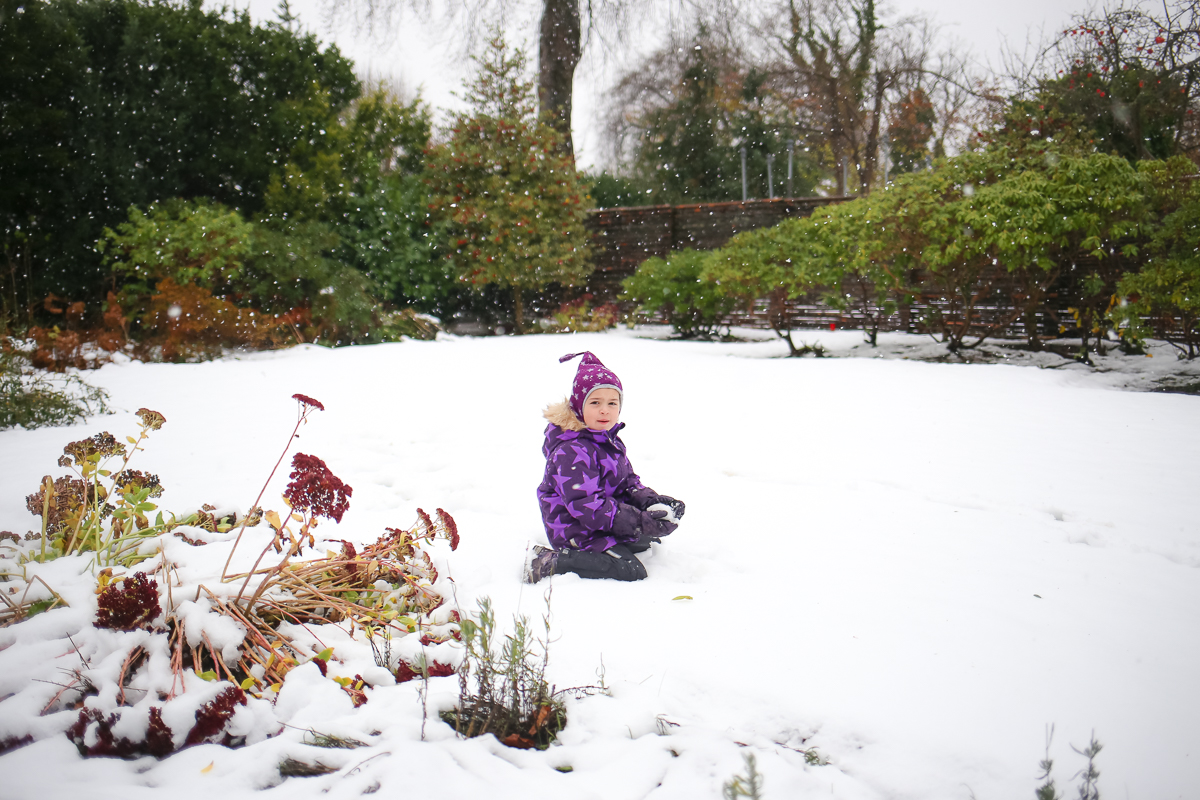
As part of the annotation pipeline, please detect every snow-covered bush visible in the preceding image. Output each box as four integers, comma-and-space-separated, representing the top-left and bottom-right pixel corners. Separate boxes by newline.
442, 597, 566, 749
3, 392, 464, 761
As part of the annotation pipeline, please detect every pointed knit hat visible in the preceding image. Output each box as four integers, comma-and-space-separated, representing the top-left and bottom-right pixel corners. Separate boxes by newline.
560, 352, 622, 421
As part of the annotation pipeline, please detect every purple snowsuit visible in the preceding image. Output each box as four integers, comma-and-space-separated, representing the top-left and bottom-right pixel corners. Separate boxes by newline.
537, 421, 646, 552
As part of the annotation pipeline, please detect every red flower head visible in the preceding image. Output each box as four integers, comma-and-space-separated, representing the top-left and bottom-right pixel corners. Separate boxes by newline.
95, 572, 160, 631
292, 394, 325, 412
436, 508, 460, 551
284, 453, 352, 523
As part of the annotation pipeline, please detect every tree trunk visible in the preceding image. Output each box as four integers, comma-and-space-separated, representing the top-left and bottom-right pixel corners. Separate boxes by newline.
861, 72, 886, 195
1023, 308, 1043, 351
538, 0, 581, 161
512, 286, 525, 334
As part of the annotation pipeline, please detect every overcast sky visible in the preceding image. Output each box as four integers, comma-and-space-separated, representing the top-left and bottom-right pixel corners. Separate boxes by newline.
216, 0, 1106, 169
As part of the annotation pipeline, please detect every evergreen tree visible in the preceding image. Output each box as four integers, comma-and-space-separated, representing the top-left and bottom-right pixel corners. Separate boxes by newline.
887, 88, 937, 175
424, 33, 591, 332
615, 30, 819, 203
261, 87, 456, 316
0, 0, 358, 314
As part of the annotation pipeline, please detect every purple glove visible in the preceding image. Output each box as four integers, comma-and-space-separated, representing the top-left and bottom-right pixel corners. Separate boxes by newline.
655, 494, 686, 521
628, 488, 686, 521
613, 504, 678, 542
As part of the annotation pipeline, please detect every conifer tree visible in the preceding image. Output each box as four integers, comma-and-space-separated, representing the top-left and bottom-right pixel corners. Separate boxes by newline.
424, 33, 591, 333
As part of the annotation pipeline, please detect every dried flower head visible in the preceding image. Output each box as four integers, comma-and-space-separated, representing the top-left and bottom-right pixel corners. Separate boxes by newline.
415, 508, 434, 537
65, 705, 176, 759
135, 408, 166, 431
143, 707, 175, 757
436, 508, 460, 551
292, 393, 325, 412
337, 540, 364, 585
95, 572, 161, 631
284, 453, 352, 523
26, 475, 94, 534
395, 661, 418, 683
183, 687, 246, 747
114, 470, 164, 498
427, 661, 455, 678
61, 432, 126, 466
374, 526, 416, 559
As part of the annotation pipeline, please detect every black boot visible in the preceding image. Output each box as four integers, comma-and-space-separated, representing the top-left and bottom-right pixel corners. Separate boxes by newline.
526, 544, 647, 582
557, 544, 647, 581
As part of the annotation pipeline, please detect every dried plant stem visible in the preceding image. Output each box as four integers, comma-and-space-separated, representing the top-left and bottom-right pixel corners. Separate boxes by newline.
116, 646, 146, 705
39, 476, 51, 561
40, 677, 81, 715
202, 632, 238, 684
169, 629, 184, 698
1, 575, 69, 626
221, 409, 310, 581
235, 536, 297, 611
62, 513, 87, 558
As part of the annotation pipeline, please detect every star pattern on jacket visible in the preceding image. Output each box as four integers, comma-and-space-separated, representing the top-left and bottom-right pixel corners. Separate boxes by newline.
576, 472, 602, 495
537, 421, 647, 552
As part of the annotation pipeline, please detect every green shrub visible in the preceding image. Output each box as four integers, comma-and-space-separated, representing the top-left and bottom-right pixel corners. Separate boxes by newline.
1113, 157, 1200, 359
0, 343, 109, 430
99, 199, 411, 350
703, 221, 833, 355
1, 0, 358, 306
441, 598, 565, 749
587, 172, 652, 209
622, 249, 738, 339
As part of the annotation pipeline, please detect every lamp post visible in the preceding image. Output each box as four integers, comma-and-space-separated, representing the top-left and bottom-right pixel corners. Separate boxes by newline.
786, 141, 794, 198
740, 146, 748, 202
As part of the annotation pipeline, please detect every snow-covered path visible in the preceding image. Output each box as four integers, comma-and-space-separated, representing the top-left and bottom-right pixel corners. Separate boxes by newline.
2, 330, 1197, 799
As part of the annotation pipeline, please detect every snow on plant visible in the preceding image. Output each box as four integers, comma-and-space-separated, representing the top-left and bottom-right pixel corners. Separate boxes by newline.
3, 392, 464, 762
94, 571, 161, 631
66, 686, 251, 759
0, 338, 111, 431
195, 507, 463, 692
722, 752, 765, 800
442, 596, 567, 749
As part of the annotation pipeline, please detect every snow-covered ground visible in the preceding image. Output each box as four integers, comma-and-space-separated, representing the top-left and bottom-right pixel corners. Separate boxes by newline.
1, 328, 1197, 799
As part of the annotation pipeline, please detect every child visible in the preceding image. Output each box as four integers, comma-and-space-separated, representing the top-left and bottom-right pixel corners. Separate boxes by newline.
526, 351, 685, 583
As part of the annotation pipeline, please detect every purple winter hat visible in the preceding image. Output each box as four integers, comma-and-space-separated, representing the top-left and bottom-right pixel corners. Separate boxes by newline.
560, 352, 622, 420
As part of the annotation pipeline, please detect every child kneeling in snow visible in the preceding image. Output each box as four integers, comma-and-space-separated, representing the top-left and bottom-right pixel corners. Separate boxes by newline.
525, 351, 684, 583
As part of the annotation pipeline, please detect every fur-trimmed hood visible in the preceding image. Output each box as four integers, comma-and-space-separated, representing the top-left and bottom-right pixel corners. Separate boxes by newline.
543, 398, 586, 432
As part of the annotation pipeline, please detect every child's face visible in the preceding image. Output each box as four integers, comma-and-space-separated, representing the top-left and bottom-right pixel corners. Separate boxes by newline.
582, 388, 621, 431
